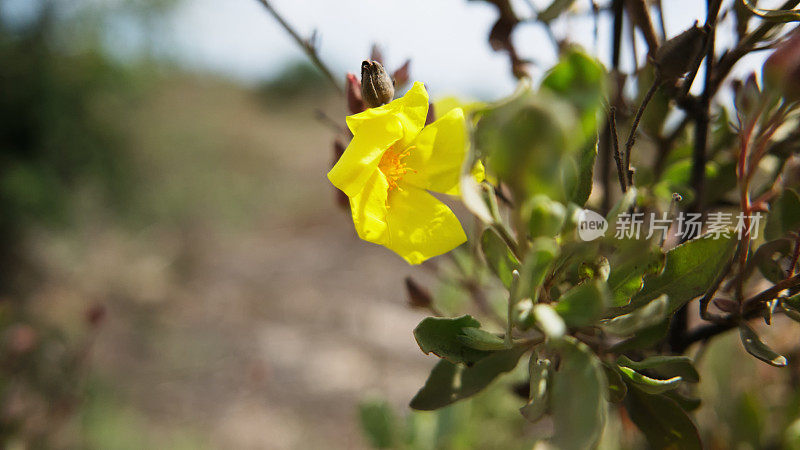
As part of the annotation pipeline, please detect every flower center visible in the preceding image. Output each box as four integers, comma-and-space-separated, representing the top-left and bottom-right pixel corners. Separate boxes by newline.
378, 146, 415, 191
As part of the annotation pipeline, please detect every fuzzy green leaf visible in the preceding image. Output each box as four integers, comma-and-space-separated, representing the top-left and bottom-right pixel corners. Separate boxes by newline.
520, 353, 551, 422
626, 236, 735, 313
457, 328, 509, 351
409, 346, 528, 411
602, 363, 628, 403
617, 366, 682, 394
603, 294, 669, 336
617, 355, 700, 383
554, 279, 610, 328
481, 228, 520, 288
624, 387, 702, 450
549, 338, 607, 449
739, 324, 787, 367
413, 315, 491, 365
765, 189, 800, 240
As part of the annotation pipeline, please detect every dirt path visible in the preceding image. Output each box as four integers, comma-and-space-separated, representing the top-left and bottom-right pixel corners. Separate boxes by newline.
29, 77, 437, 449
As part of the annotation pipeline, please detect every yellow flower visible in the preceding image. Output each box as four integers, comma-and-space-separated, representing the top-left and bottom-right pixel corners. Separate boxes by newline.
328, 82, 476, 265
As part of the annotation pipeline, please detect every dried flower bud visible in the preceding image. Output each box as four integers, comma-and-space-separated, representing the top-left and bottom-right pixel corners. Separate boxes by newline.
345, 72, 365, 114
404, 276, 432, 309
654, 24, 707, 80
764, 26, 800, 102
361, 60, 394, 108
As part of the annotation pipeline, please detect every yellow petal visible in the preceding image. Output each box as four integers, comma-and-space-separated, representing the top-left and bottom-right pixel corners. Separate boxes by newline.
346, 81, 429, 148
434, 96, 486, 117
328, 114, 402, 197
383, 185, 467, 265
349, 171, 389, 242
402, 108, 468, 195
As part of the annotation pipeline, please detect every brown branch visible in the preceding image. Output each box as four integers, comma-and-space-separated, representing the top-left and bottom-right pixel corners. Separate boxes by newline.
623, 79, 660, 186
626, 0, 660, 57
675, 273, 800, 352
609, 106, 627, 193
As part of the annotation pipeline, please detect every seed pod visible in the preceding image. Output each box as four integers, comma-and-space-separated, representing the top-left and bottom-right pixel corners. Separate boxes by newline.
654, 24, 707, 80
361, 60, 394, 108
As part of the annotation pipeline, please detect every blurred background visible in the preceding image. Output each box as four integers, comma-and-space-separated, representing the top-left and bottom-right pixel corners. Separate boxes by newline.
1, 0, 797, 448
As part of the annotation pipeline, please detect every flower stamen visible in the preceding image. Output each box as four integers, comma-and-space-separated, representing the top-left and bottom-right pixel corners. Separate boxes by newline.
379, 145, 416, 191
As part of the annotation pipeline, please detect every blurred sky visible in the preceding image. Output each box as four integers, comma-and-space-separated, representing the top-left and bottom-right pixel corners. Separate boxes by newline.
165, 0, 778, 99
2, 0, 780, 98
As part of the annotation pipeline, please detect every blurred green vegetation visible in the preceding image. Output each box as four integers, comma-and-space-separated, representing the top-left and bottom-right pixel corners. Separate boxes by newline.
0, 0, 179, 447
257, 61, 327, 100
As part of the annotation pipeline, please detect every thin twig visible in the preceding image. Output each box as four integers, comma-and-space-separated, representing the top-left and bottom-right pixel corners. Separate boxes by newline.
314, 109, 348, 134
676, 273, 800, 352
608, 107, 627, 193
256, 0, 343, 93
623, 79, 660, 186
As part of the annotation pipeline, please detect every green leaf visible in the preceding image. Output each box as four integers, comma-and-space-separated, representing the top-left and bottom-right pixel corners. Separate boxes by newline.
605, 187, 638, 227
526, 195, 567, 238
753, 239, 792, 283
456, 328, 508, 351
518, 237, 559, 300
603, 294, 669, 336
617, 355, 700, 383
607, 248, 662, 307
413, 315, 491, 365
541, 49, 605, 207
359, 399, 397, 448
553, 279, 610, 328
409, 346, 528, 411
520, 353, 551, 422
609, 320, 670, 353
623, 387, 702, 450
765, 189, 800, 240
538, 0, 576, 23
475, 87, 581, 200
739, 323, 787, 367
566, 139, 597, 207
549, 338, 607, 449
542, 48, 606, 134
655, 159, 719, 204
481, 228, 520, 288
626, 236, 736, 314
617, 366, 682, 394
602, 363, 627, 403
783, 292, 800, 322
663, 390, 702, 412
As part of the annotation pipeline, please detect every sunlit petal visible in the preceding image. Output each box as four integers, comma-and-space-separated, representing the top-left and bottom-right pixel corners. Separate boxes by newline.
383, 185, 467, 265
403, 108, 469, 194
349, 171, 390, 243
328, 114, 402, 197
